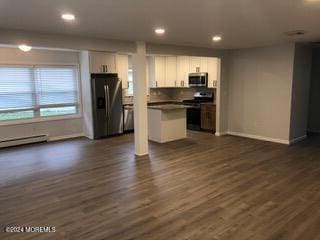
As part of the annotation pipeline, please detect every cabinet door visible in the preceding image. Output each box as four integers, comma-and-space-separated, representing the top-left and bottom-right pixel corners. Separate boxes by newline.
155, 56, 166, 87
207, 58, 219, 88
90, 51, 116, 73
102, 54, 116, 73
89, 51, 102, 73
147, 56, 155, 88
200, 57, 208, 72
116, 54, 129, 89
177, 56, 189, 87
189, 56, 201, 73
165, 56, 177, 87
201, 105, 216, 132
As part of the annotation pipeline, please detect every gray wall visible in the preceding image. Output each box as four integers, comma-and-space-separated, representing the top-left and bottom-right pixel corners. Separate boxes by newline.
0, 47, 83, 140
289, 44, 312, 140
308, 46, 320, 133
226, 44, 296, 142
0, 28, 135, 53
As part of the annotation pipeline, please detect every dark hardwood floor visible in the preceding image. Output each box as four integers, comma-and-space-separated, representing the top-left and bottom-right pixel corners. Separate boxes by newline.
1, 131, 320, 240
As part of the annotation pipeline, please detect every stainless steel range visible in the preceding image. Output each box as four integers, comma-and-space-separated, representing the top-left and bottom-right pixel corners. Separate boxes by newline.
183, 92, 214, 130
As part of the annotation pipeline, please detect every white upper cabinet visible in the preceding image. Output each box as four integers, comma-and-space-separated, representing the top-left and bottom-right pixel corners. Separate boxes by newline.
147, 55, 220, 89
115, 54, 129, 89
89, 51, 116, 73
148, 56, 166, 88
189, 56, 210, 73
200, 57, 208, 72
207, 57, 219, 88
189, 56, 201, 73
165, 56, 177, 87
177, 56, 189, 87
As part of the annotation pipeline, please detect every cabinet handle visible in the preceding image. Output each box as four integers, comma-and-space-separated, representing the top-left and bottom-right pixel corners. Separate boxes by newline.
156, 81, 158, 87
175, 81, 177, 87
181, 81, 184, 87
127, 81, 129, 89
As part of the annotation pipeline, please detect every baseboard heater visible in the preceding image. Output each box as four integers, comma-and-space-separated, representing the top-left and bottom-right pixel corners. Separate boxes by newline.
0, 134, 49, 148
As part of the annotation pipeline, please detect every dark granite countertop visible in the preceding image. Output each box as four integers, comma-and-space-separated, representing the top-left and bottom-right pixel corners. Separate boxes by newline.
123, 100, 184, 106
148, 104, 192, 111
200, 102, 216, 106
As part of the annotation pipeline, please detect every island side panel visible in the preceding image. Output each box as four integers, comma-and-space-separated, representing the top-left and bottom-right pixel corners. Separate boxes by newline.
161, 109, 187, 142
148, 109, 162, 143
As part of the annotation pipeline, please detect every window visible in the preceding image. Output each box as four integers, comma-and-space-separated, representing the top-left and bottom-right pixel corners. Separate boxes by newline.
127, 68, 133, 95
126, 67, 149, 96
0, 66, 79, 122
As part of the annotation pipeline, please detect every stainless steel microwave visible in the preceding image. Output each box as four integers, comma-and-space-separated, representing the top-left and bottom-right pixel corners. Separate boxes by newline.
188, 73, 208, 87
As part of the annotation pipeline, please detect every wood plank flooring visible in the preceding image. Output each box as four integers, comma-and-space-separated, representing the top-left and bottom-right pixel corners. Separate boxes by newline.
1, 131, 320, 240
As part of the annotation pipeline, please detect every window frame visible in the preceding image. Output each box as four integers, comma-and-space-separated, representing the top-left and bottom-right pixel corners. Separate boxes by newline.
125, 67, 150, 97
126, 68, 134, 96
0, 63, 82, 126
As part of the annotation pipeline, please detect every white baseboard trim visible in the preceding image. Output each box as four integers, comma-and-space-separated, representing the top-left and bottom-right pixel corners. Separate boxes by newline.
135, 152, 149, 157
215, 132, 228, 137
289, 135, 307, 145
227, 131, 290, 145
50, 133, 85, 141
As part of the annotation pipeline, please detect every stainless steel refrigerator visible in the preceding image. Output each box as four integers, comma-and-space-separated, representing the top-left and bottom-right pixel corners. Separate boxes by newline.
91, 73, 123, 139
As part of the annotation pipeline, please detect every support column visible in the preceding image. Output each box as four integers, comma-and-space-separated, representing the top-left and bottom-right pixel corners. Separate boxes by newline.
132, 42, 148, 156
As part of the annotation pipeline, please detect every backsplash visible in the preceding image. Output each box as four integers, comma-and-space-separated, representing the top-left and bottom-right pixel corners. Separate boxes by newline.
123, 88, 216, 104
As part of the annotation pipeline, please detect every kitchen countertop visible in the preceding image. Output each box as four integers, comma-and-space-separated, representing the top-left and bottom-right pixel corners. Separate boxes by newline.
148, 104, 192, 111
123, 100, 183, 106
123, 100, 216, 107
200, 102, 216, 106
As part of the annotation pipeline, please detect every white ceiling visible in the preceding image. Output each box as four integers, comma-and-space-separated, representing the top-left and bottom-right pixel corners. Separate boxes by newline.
0, 0, 320, 49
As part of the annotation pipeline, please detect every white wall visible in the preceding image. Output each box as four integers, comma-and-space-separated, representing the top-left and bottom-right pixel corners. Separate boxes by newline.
80, 51, 94, 139
0, 28, 135, 53
0, 47, 84, 141
226, 44, 296, 143
289, 44, 312, 141
308, 46, 320, 133
0, 47, 79, 65
0, 119, 83, 141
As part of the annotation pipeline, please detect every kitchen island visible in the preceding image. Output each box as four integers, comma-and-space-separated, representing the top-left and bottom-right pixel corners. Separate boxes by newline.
148, 104, 191, 143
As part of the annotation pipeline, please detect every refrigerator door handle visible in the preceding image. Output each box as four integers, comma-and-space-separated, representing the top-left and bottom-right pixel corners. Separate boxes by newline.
104, 85, 109, 120
106, 85, 111, 118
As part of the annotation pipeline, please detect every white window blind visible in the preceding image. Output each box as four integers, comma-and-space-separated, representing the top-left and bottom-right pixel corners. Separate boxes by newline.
35, 67, 78, 107
0, 65, 79, 122
0, 67, 34, 111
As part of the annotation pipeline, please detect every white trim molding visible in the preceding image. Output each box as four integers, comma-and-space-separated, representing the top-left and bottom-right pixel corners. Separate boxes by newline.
289, 135, 307, 145
227, 131, 290, 145
49, 133, 85, 142
215, 132, 227, 137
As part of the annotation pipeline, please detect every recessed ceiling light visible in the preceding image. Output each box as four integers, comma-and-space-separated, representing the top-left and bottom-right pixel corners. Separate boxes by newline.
155, 28, 166, 35
61, 13, 75, 21
212, 35, 222, 42
18, 44, 32, 52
